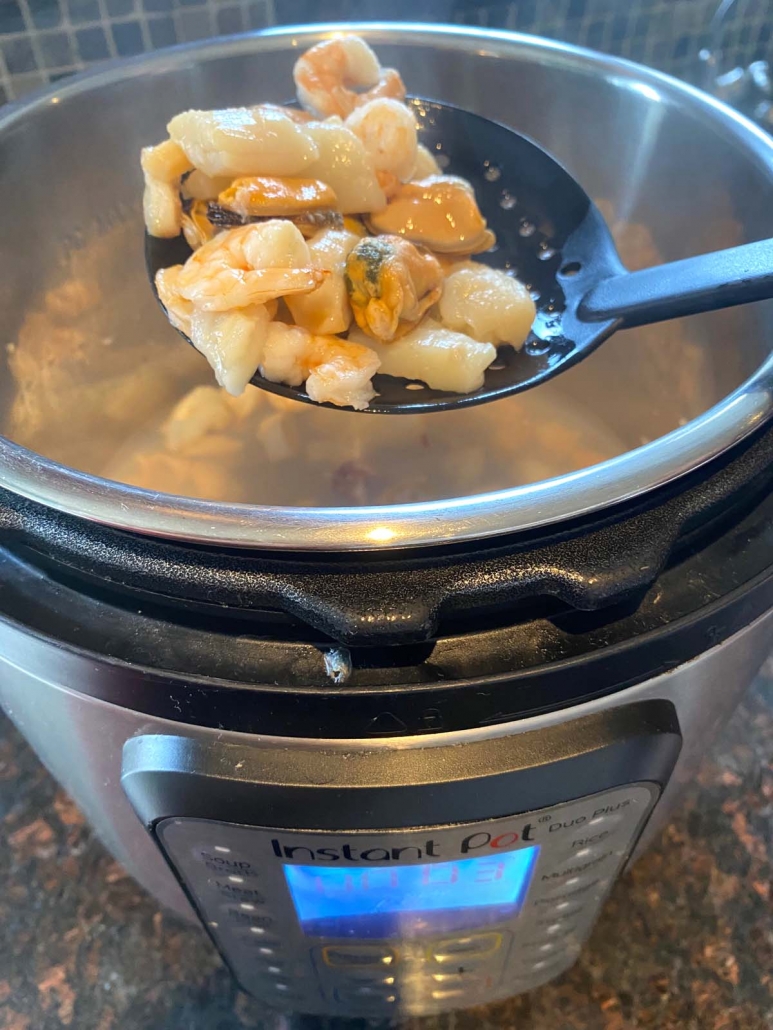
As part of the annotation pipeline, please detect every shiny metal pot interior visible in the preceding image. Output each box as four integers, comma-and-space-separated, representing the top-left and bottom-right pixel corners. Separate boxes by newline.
1, 23, 773, 550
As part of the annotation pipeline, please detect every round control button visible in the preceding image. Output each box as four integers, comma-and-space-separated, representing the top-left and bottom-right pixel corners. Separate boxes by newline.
194, 846, 260, 878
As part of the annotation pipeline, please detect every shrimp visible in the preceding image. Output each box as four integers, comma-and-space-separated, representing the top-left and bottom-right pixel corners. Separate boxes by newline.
155, 265, 194, 336
345, 98, 418, 183
141, 139, 193, 237
304, 119, 386, 214
350, 318, 496, 394
367, 175, 496, 254
345, 235, 444, 342
174, 221, 327, 312
167, 106, 319, 178
286, 227, 362, 335
260, 321, 380, 410
439, 263, 536, 348
294, 36, 405, 120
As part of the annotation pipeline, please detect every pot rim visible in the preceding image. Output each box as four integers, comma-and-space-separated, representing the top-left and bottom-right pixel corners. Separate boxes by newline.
2, 22, 773, 552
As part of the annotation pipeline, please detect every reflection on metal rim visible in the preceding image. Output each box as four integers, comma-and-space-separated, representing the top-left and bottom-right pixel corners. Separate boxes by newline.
1, 23, 773, 552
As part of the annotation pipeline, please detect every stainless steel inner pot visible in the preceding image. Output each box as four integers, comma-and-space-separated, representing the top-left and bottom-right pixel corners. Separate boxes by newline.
2, 23, 773, 551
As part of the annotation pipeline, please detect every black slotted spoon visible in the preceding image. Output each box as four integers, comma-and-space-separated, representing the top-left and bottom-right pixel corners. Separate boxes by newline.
146, 98, 773, 414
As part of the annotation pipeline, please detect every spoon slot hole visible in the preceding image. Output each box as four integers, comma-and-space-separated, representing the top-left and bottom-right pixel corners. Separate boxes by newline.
559, 261, 582, 277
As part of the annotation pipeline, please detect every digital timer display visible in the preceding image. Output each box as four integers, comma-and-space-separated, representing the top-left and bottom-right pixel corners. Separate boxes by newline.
283, 847, 540, 938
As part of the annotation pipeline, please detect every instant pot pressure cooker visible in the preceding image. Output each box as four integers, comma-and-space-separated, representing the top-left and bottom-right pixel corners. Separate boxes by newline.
2, 24, 773, 1020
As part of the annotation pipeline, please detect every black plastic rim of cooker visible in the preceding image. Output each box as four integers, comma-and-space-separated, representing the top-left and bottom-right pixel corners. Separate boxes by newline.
1, 418, 773, 737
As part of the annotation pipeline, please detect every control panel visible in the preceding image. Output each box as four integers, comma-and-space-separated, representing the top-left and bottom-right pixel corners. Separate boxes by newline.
156, 782, 657, 1017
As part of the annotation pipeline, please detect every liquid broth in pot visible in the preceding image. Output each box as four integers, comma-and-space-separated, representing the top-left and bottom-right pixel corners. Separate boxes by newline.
1, 203, 727, 508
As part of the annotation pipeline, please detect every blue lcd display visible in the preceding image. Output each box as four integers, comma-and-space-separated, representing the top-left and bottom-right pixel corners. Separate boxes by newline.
283, 847, 540, 938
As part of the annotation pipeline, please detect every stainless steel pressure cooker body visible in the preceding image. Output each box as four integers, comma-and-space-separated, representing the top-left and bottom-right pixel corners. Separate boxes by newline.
2, 24, 773, 1021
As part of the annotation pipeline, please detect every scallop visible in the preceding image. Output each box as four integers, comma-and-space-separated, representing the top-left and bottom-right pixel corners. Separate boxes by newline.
439, 263, 536, 347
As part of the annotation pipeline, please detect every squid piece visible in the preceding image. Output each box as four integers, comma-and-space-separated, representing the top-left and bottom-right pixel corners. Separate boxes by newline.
141, 139, 193, 238
167, 107, 320, 178
304, 119, 386, 215
286, 227, 362, 335
188, 304, 271, 396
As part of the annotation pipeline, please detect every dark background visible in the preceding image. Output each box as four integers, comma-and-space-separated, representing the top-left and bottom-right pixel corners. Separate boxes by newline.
1, 0, 772, 105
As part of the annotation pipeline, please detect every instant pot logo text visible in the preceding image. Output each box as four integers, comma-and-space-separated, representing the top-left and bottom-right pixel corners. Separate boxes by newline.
270, 824, 536, 862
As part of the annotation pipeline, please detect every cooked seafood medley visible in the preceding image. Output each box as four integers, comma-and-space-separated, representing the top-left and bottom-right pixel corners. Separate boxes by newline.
142, 35, 536, 409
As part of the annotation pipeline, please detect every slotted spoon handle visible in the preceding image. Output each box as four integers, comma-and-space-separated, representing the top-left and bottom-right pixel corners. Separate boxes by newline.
579, 237, 773, 328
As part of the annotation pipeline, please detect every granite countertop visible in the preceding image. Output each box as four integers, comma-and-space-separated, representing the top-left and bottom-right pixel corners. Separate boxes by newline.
0, 671, 771, 1030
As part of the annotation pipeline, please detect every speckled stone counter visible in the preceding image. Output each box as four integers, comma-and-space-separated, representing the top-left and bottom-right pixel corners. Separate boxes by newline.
1, 668, 772, 1030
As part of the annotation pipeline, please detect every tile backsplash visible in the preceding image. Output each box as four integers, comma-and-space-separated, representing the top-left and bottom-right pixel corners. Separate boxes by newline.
0, 0, 771, 105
